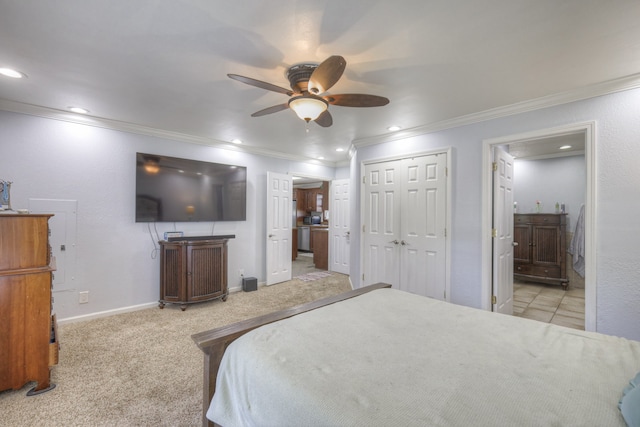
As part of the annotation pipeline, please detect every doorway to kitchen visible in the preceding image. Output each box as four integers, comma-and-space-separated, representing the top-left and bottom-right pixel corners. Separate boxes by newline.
292, 176, 330, 278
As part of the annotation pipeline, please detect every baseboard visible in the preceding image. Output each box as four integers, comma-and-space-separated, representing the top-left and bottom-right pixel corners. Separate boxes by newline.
57, 281, 265, 325
57, 302, 159, 325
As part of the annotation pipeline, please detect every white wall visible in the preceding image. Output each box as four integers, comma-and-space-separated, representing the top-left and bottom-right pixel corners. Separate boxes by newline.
351, 88, 640, 341
513, 155, 586, 229
0, 110, 335, 321
3, 87, 639, 341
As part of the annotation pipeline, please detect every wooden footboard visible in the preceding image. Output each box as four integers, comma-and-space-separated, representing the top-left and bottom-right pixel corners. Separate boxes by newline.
191, 283, 391, 427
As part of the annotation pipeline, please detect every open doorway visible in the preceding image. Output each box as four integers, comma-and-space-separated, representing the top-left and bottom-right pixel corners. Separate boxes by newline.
292, 176, 330, 278
482, 122, 596, 331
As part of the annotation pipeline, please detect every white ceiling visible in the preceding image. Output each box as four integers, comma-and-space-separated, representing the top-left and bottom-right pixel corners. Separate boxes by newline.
1, 1, 640, 164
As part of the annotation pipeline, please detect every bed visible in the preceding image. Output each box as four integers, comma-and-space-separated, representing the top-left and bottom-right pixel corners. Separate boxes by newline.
192, 283, 640, 427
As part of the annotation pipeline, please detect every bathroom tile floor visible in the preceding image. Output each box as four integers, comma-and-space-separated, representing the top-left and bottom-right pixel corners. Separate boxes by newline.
513, 280, 585, 330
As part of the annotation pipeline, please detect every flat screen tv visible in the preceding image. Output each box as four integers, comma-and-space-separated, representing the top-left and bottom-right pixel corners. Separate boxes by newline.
135, 152, 247, 222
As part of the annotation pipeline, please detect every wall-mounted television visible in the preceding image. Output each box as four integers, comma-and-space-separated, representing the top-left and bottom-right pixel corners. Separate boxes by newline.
135, 152, 247, 222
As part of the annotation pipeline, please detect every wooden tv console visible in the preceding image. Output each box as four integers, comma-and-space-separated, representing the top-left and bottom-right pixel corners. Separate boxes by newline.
159, 236, 234, 311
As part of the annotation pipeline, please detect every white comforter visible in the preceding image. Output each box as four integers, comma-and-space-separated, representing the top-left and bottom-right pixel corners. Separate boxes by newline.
209, 288, 640, 426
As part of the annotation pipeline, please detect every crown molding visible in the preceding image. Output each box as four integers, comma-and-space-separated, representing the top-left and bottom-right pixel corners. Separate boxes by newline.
352, 72, 640, 149
0, 99, 339, 167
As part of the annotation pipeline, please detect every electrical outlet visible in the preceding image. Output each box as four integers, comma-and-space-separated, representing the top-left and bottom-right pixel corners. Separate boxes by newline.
239, 268, 244, 277
79, 291, 89, 304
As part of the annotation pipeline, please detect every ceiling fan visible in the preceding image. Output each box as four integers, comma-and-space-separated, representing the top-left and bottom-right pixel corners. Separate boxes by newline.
228, 55, 389, 127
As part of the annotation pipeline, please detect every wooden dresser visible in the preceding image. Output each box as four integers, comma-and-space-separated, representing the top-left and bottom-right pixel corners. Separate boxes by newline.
159, 237, 231, 311
0, 214, 58, 395
514, 213, 568, 289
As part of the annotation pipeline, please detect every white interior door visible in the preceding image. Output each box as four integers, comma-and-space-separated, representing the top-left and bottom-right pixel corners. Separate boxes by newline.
329, 179, 350, 274
363, 154, 448, 299
266, 172, 292, 286
400, 154, 447, 300
362, 161, 402, 287
492, 148, 515, 314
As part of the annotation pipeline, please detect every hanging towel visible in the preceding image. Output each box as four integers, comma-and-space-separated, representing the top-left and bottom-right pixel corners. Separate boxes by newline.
568, 204, 585, 278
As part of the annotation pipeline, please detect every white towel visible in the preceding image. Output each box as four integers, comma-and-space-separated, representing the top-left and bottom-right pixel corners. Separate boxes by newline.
568, 204, 585, 278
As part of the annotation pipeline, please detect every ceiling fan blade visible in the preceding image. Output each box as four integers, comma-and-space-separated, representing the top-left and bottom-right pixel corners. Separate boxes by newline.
324, 93, 389, 107
251, 103, 289, 117
314, 110, 333, 127
308, 55, 346, 94
228, 74, 294, 96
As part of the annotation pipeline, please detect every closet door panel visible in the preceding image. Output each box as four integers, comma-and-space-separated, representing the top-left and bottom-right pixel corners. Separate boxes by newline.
402, 154, 447, 300
363, 161, 401, 287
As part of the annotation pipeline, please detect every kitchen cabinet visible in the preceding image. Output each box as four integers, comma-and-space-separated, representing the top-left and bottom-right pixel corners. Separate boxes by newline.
295, 184, 329, 215
312, 228, 328, 269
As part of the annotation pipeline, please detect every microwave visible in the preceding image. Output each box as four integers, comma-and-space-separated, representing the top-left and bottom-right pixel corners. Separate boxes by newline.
303, 213, 322, 224
310, 212, 322, 224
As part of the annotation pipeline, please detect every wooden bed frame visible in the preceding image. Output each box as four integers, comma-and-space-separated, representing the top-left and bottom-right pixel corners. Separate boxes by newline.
191, 283, 390, 427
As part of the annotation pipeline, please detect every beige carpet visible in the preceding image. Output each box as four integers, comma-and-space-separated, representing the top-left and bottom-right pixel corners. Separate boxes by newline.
1, 274, 351, 426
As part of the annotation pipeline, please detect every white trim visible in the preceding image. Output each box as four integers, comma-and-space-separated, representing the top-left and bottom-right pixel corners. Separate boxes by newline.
57, 286, 247, 325
57, 302, 158, 325
0, 98, 343, 167
481, 122, 596, 332
354, 73, 640, 149
3, 73, 638, 169
359, 147, 452, 301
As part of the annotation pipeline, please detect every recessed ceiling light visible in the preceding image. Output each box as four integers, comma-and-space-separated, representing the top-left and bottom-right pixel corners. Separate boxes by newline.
335, 148, 344, 152
387, 125, 401, 131
69, 107, 89, 114
317, 156, 324, 160
0, 68, 26, 78
231, 138, 242, 144
559, 145, 572, 150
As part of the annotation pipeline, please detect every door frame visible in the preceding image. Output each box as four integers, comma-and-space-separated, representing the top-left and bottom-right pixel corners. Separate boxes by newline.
481, 121, 596, 331
359, 147, 452, 298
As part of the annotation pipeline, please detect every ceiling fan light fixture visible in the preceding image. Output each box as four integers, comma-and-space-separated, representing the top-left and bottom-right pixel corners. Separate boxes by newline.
288, 96, 328, 122
0, 68, 26, 78
143, 156, 160, 174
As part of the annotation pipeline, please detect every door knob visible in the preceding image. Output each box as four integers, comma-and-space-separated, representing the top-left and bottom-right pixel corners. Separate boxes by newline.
389, 239, 399, 245
512, 242, 519, 246
400, 240, 408, 246
268, 234, 274, 238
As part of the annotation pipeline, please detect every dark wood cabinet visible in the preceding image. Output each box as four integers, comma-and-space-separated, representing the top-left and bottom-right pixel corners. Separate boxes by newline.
295, 184, 329, 216
0, 214, 58, 395
514, 214, 568, 289
159, 238, 230, 310
312, 228, 328, 269
292, 228, 298, 260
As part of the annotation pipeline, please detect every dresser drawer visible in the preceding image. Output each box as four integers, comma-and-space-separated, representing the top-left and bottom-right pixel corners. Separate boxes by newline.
530, 265, 561, 278
515, 214, 565, 225
514, 264, 532, 275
